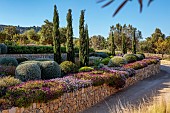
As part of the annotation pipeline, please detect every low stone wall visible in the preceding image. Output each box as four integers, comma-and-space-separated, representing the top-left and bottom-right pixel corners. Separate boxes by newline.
0, 54, 54, 60
0, 62, 160, 113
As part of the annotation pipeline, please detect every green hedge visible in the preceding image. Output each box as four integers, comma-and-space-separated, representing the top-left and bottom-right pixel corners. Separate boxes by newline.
7, 46, 94, 54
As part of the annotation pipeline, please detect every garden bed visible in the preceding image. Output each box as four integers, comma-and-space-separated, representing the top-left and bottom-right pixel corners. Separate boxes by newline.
0, 62, 160, 113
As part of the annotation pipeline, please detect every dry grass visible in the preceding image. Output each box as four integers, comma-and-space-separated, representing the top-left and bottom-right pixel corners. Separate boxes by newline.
109, 94, 170, 113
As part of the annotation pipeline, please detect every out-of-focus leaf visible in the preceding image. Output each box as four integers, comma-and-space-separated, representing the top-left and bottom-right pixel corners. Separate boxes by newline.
113, 0, 129, 17
97, 0, 107, 3
138, 0, 143, 12
148, 0, 154, 6
102, 0, 114, 8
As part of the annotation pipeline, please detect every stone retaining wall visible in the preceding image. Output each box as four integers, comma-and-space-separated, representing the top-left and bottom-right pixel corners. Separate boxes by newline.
0, 62, 160, 113
0, 54, 54, 60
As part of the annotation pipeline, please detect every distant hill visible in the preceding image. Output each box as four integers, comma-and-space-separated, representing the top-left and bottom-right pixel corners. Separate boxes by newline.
0, 24, 41, 34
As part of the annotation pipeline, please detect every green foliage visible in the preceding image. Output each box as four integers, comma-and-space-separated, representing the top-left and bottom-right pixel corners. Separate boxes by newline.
110, 31, 115, 56
79, 66, 94, 72
16, 57, 28, 64
0, 76, 21, 97
39, 61, 61, 80
84, 24, 89, 66
89, 56, 102, 66
0, 66, 16, 76
89, 52, 109, 58
53, 5, 61, 64
135, 54, 144, 60
137, 52, 145, 59
15, 63, 41, 82
122, 33, 127, 54
23, 29, 40, 42
123, 54, 137, 63
0, 43, 8, 54
0, 57, 18, 66
60, 61, 78, 76
90, 35, 106, 50
66, 9, 75, 63
132, 28, 136, 54
7, 45, 83, 54
101, 57, 111, 65
79, 10, 86, 67
108, 56, 127, 67
39, 20, 53, 45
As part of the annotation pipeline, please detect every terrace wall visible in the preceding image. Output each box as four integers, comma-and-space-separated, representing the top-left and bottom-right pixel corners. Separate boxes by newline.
0, 62, 160, 113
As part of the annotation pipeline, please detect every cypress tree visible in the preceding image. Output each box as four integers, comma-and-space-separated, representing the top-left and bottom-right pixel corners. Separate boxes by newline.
132, 28, 136, 54
110, 31, 115, 56
79, 10, 85, 67
66, 9, 75, 62
122, 33, 127, 54
84, 24, 89, 66
53, 5, 61, 63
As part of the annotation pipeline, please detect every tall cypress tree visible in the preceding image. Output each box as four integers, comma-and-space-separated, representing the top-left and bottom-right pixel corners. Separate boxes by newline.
53, 5, 61, 63
122, 33, 127, 54
132, 28, 136, 54
66, 9, 75, 62
79, 10, 85, 67
110, 30, 115, 56
84, 24, 89, 66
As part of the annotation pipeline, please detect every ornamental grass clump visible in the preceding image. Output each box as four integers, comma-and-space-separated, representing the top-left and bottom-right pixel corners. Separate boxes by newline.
108, 56, 127, 67
0, 57, 18, 66
60, 61, 78, 76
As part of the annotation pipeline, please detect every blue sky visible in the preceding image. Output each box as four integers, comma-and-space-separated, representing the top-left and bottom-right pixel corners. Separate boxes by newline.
0, 0, 170, 39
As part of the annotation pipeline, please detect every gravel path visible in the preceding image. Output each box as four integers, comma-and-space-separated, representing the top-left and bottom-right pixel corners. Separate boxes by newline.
81, 60, 170, 113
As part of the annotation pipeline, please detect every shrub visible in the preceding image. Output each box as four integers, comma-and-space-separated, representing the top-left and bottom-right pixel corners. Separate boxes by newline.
15, 63, 41, 82
137, 52, 145, 59
89, 56, 102, 66
39, 61, 61, 80
0, 57, 18, 66
0, 43, 7, 54
0, 76, 21, 97
101, 57, 111, 65
21, 60, 39, 65
60, 61, 78, 76
16, 57, 28, 64
0, 65, 16, 76
89, 52, 109, 58
123, 54, 137, 63
79, 66, 94, 72
135, 54, 144, 61
7, 45, 95, 54
108, 56, 127, 67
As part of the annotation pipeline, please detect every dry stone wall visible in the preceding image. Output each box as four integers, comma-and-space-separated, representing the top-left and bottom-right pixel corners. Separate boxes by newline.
0, 62, 160, 113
